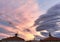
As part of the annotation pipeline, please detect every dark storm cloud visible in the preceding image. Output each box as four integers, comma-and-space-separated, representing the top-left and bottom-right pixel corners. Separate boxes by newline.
34, 4, 60, 31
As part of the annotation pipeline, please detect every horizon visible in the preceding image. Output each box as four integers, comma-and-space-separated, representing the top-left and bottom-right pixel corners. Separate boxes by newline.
0, 0, 60, 41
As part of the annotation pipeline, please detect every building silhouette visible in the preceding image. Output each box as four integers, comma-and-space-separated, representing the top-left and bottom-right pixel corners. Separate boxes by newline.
1, 32, 60, 42
40, 32, 60, 42
1, 33, 25, 42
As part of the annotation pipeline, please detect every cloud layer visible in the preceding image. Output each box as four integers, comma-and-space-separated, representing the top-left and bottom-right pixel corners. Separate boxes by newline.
34, 4, 60, 38
34, 4, 60, 31
0, 0, 41, 40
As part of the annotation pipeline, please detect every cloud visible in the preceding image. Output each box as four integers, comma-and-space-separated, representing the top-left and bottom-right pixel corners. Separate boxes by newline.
0, 0, 41, 40
34, 4, 60, 32
0, 33, 10, 39
51, 30, 60, 37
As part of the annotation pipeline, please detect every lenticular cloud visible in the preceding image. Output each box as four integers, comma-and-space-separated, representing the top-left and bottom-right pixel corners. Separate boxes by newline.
34, 4, 60, 32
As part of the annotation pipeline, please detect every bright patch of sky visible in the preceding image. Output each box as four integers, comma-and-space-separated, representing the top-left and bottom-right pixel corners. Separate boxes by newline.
38, 0, 60, 12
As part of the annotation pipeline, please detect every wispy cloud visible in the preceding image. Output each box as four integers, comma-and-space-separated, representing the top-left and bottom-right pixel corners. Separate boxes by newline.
0, 0, 41, 40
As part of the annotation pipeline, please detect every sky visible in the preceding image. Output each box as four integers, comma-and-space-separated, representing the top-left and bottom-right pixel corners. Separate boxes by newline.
35, 0, 60, 39
39, 0, 60, 13
0, 0, 60, 41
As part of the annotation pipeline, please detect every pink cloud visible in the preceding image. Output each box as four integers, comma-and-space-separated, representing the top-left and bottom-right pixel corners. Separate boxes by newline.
0, 0, 42, 40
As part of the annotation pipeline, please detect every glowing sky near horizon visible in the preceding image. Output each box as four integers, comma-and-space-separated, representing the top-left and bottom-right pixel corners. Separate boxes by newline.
0, 0, 60, 41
